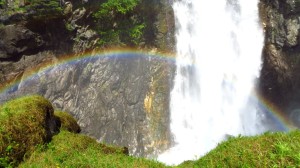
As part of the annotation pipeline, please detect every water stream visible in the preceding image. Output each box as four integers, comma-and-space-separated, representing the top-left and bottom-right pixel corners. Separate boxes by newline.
159, 0, 265, 165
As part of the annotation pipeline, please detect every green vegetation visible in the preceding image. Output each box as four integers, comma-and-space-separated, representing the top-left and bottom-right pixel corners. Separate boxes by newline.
54, 111, 80, 133
1, 95, 300, 167
0, 0, 5, 7
20, 130, 168, 168
93, 0, 145, 47
179, 131, 300, 167
0, 23, 4, 29
0, 95, 56, 167
65, 22, 74, 32
3, 0, 62, 18
25, 0, 62, 18
94, 0, 139, 16
0, 95, 167, 167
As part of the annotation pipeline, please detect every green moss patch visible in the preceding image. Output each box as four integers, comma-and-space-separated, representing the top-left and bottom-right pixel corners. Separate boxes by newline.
54, 111, 81, 133
0, 95, 59, 167
20, 130, 168, 168
180, 131, 300, 168
2, 95, 300, 167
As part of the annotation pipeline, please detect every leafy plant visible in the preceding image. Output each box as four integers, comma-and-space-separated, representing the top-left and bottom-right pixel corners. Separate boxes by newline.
129, 23, 145, 45
94, 0, 139, 18
0, 156, 12, 168
0, 0, 5, 7
93, 0, 145, 47
274, 142, 291, 156
25, 0, 63, 18
65, 22, 74, 32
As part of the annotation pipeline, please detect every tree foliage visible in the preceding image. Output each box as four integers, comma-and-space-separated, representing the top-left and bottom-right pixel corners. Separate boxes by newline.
93, 0, 145, 47
25, 0, 63, 18
0, 0, 5, 7
94, 0, 139, 18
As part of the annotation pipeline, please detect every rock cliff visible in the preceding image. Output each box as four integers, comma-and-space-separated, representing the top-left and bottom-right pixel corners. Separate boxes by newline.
0, 0, 175, 157
0, 53, 175, 157
0, 0, 175, 87
259, 0, 300, 126
3, 0, 300, 159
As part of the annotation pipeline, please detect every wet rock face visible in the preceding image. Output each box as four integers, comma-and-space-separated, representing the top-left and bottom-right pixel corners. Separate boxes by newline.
0, 54, 175, 157
259, 0, 300, 121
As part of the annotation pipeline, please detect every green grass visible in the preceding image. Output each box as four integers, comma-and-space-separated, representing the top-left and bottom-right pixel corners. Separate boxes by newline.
1, 95, 300, 167
178, 131, 300, 168
20, 130, 169, 168
54, 111, 80, 133
0, 95, 167, 167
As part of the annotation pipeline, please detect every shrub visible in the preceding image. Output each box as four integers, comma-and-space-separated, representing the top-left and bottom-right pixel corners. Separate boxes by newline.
93, 0, 145, 47
25, 0, 63, 19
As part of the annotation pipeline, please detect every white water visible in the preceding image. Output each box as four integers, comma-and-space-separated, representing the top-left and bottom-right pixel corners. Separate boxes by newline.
159, 0, 265, 165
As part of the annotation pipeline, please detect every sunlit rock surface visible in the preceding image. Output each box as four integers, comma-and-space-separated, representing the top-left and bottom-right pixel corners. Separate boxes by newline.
0, 54, 175, 157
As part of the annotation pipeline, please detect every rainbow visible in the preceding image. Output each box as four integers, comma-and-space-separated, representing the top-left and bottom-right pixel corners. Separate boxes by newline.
0, 48, 295, 131
0, 48, 176, 95
252, 90, 294, 131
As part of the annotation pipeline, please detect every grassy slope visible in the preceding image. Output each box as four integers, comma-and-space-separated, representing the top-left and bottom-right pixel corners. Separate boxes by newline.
0, 95, 167, 168
1, 95, 300, 167
20, 130, 168, 168
179, 131, 300, 168
20, 121, 300, 168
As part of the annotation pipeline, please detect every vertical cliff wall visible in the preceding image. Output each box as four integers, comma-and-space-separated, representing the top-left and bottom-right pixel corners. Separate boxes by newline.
259, 0, 300, 126
0, 0, 175, 157
0, 54, 175, 157
0, 0, 174, 87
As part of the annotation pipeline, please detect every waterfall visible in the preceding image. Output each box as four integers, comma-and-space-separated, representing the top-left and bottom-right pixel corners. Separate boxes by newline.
159, 0, 264, 165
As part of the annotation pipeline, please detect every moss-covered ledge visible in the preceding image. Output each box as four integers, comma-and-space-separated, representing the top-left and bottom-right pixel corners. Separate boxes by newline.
0, 95, 60, 167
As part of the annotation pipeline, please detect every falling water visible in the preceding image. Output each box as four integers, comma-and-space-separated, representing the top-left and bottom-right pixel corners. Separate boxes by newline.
159, 0, 264, 165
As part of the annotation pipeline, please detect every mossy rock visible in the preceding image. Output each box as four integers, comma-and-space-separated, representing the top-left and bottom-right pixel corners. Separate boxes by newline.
54, 111, 81, 133
0, 95, 60, 167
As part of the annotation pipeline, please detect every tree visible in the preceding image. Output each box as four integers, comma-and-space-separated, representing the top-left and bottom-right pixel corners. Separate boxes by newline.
93, 0, 145, 47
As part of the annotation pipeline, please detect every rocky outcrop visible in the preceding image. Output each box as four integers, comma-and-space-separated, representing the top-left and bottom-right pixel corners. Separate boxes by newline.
0, 24, 44, 59
0, 0, 175, 158
0, 53, 175, 157
259, 0, 300, 125
0, 0, 175, 88
144, 0, 175, 51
